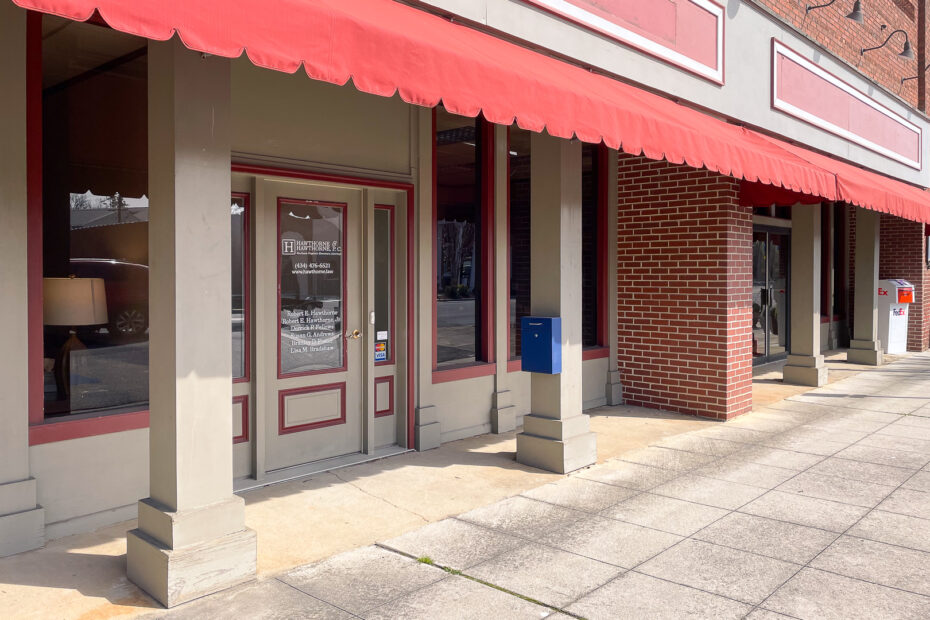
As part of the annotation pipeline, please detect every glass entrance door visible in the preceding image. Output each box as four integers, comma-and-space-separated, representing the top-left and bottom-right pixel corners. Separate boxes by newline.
257, 178, 409, 472
753, 229, 790, 365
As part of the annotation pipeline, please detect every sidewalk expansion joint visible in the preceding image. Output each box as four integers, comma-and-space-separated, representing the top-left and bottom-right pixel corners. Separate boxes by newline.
378, 545, 588, 619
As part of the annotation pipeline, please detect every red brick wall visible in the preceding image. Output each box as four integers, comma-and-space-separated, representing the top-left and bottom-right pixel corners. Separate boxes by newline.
879, 213, 930, 351
616, 156, 753, 420
848, 207, 929, 351
756, 0, 922, 108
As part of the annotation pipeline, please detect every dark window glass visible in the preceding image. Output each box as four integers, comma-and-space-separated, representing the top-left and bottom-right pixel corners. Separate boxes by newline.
231, 195, 247, 379
278, 201, 345, 375
833, 203, 847, 321
435, 107, 483, 367
509, 127, 531, 358
42, 17, 149, 418
581, 144, 600, 348
374, 206, 393, 363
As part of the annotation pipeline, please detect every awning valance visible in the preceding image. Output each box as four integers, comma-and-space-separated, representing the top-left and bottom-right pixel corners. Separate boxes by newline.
15, 0, 930, 221
760, 138, 930, 223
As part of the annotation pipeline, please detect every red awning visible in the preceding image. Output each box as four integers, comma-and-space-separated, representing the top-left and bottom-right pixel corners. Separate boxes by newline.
760, 137, 930, 223
17, 0, 930, 219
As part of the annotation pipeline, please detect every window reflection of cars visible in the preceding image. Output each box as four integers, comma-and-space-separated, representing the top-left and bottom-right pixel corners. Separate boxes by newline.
69, 258, 149, 341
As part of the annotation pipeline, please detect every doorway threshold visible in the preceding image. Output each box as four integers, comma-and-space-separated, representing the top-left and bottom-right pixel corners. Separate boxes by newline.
234, 445, 412, 493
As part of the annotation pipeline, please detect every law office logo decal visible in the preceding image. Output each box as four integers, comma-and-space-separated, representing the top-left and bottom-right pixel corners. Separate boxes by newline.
282, 239, 296, 255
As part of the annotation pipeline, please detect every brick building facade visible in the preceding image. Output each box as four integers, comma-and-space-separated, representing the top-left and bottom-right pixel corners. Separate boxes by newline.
616, 157, 753, 420
755, 0, 926, 109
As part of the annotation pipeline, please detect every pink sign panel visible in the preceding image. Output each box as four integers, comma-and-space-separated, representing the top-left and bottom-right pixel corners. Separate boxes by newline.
524, 0, 724, 83
773, 40, 921, 169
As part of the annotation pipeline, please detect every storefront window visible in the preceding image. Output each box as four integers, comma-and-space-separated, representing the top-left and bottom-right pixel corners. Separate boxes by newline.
581, 143, 600, 348
41, 17, 149, 418
509, 127, 532, 358
278, 200, 346, 376
435, 107, 486, 367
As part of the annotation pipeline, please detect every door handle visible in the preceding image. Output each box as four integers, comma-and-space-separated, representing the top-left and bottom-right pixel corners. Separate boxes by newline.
345, 329, 362, 340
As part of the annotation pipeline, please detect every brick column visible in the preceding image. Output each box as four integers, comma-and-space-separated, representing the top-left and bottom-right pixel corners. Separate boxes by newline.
616, 156, 752, 420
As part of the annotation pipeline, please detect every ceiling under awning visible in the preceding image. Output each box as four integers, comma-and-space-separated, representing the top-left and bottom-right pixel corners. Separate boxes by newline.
13, 0, 930, 222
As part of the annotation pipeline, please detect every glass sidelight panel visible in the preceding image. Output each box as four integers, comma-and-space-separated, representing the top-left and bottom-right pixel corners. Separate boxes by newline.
768, 233, 790, 359
752, 229, 790, 363
231, 194, 248, 380
752, 232, 767, 361
278, 200, 346, 376
373, 206, 393, 364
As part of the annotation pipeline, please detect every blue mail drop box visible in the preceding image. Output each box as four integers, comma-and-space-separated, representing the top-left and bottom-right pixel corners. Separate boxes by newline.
521, 316, 561, 374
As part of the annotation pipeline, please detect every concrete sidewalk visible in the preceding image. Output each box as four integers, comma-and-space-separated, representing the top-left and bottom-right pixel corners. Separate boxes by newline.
2, 352, 929, 619
156, 353, 930, 619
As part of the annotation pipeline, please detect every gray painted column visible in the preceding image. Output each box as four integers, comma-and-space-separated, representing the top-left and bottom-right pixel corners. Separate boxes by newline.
414, 107, 440, 450
783, 203, 827, 386
0, 3, 45, 557
848, 207, 883, 365
516, 133, 596, 474
126, 39, 256, 607
492, 124, 515, 433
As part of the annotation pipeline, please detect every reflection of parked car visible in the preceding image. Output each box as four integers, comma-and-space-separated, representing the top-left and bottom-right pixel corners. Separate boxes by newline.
69, 258, 149, 341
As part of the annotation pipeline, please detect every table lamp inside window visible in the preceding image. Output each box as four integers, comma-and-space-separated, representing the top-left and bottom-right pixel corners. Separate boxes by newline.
43, 276, 108, 400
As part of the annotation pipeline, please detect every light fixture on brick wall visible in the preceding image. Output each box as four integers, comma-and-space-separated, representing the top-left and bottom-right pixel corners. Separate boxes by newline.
902, 64, 930, 84
861, 26, 915, 60
806, 0, 864, 24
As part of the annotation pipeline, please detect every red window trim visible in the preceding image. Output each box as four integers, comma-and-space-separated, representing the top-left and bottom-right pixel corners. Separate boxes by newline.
276, 198, 349, 380
29, 410, 149, 446
432, 108, 495, 381
374, 203, 396, 367
374, 375, 394, 417
583, 346, 610, 361
232, 191, 251, 384
278, 382, 347, 435
232, 395, 249, 444
432, 362, 497, 384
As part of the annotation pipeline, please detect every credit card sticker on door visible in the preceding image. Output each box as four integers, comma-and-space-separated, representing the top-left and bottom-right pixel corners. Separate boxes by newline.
375, 341, 387, 362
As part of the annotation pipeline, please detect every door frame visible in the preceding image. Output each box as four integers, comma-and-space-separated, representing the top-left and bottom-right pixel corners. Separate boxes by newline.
752, 223, 791, 366
233, 163, 416, 451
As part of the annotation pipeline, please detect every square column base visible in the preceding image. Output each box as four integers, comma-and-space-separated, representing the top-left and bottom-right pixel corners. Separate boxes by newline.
414, 405, 441, 451
782, 354, 827, 387
517, 414, 597, 474
127, 526, 256, 608
848, 340, 883, 366
0, 508, 45, 557
491, 390, 516, 434
0, 478, 45, 557
605, 370, 623, 406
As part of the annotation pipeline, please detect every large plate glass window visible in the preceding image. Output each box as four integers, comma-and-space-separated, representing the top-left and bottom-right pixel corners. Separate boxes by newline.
434, 106, 485, 367
509, 126, 532, 359
41, 16, 149, 419
581, 143, 600, 348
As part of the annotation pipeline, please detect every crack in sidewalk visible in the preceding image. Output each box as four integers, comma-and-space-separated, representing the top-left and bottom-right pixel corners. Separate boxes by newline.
329, 469, 431, 524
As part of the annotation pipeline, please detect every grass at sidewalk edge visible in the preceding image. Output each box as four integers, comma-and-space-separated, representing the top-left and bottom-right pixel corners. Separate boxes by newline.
405, 552, 586, 619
